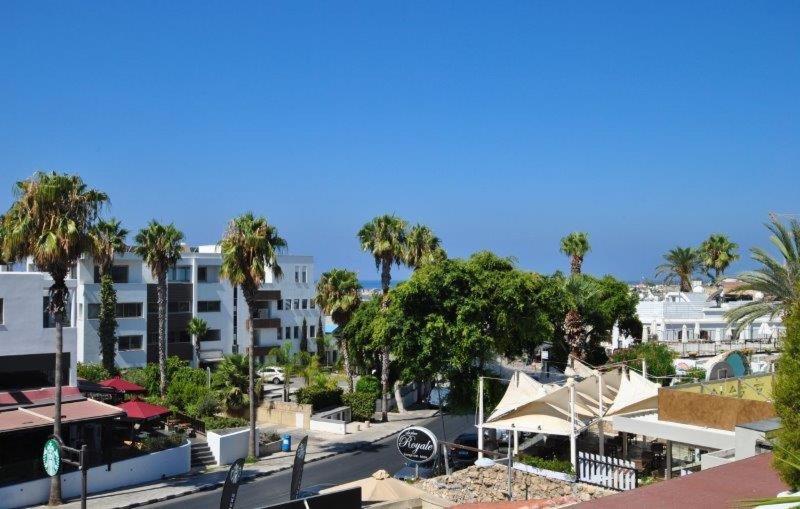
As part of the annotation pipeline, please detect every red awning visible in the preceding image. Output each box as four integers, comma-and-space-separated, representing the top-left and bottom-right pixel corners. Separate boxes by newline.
0, 398, 125, 434
117, 400, 170, 420
99, 376, 146, 394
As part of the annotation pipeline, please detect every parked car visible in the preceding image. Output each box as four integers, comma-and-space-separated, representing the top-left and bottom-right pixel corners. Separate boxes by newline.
448, 432, 479, 468
394, 458, 439, 481
258, 366, 285, 384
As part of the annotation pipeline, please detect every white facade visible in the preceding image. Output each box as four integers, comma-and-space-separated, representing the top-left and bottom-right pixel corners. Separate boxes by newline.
0, 270, 79, 388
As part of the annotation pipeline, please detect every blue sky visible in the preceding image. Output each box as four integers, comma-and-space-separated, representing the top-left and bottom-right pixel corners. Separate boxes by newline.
1, 2, 798, 281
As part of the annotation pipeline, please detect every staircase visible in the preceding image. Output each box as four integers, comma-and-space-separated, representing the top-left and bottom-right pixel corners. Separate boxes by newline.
191, 441, 216, 469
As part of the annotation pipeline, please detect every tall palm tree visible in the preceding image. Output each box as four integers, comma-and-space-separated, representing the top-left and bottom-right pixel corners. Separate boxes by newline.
725, 218, 800, 334
219, 212, 286, 459
358, 214, 408, 421
1, 171, 107, 505
133, 221, 184, 397
90, 218, 129, 374
560, 232, 591, 274
187, 316, 209, 366
405, 224, 445, 270
563, 275, 599, 359
656, 246, 699, 292
700, 234, 739, 282
316, 269, 362, 392
212, 354, 262, 416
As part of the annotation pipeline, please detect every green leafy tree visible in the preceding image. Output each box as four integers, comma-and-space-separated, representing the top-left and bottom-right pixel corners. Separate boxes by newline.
134, 221, 184, 396
656, 246, 699, 292
219, 212, 286, 458
316, 269, 362, 392
342, 297, 381, 375
699, 234, 739, 282
405, 224, 445, 269
187, 316, 208, 366
1, 171, 108, 504
560, 232, 591, 274
300, 318, 308, 353
77, 362, 111, 383
315, 316, 326, 364
725, 218, 800, 334
358, 214, 408, 421
212, 354, 262, 416
773, 303, 800, 489
90, 218, 128, 374
610, 342, 676, 384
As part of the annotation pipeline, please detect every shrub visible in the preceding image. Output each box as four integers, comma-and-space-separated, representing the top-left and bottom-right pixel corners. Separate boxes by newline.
186, 391, 220, 418
774, 303, 800, 490
518, 454, 574, 474
203, 415, 248, 431
123, 356, 189, 395
77, 362, 111, 383
355, 375, 381, 399
296, 385, 343, 410
683, 367, 706, 382
610, 342, 676, 383
140, 433, 184, 452
343, 391, 375, 421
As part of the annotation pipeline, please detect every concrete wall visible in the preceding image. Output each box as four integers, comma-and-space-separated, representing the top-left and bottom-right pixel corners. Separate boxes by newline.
658, 388, 776, 431
0, 440, 190, 509
310, 406, 351, 435
257, 400, 312, 430
701, 448, 735, 470
207, 426, 273, 466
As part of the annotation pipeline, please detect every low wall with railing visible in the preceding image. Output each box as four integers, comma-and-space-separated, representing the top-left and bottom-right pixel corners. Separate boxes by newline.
310, 406, 351, 435
0, 440, 190, 509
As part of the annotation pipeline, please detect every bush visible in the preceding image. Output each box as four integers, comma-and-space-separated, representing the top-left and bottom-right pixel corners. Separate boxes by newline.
186, 391, 220, 418
774, 303, 800, 490
610, 342, 676, 384
518, 454, 574, 474
77, 362, 111, 383
683, 367, 706, 382
140, 433, 184, 452
296, 385, 343, 410
203, 415, 248, 431
355, 375, 381, 399
123, 356, 190, 395
343, 391, 376, 421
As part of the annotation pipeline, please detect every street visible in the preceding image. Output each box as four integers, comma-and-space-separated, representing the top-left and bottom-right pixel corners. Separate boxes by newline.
146, 412, 474, 509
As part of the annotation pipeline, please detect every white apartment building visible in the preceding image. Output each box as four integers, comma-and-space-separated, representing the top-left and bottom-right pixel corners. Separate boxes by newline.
0, 268, 79, 390
1, 249, 322, 372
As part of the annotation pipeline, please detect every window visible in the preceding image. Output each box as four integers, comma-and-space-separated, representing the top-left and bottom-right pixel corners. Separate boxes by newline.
197, 266, 219, 283
284, 299, 291, 310
293, 326, 299, 339
0, 298, 3, 324
277, 327, 283, 340
277, 300, 283, 310
310, 298, 315, 309
201, 329, 221, 341
168, 266, 191, 282
118, 335, 143, 351
309, 325, 316, 338
168, 301, 191, 313
285, 326, 291, 339
88, 302, 142, 319
168, 330, 191, 343
295, 266, 300, 283
293, 299, 299, 309
197, 300, 221, 312
94, 265, 129, 284
301, 266, 308, 283
301, 299, 308, 310
43, 297, 71, 328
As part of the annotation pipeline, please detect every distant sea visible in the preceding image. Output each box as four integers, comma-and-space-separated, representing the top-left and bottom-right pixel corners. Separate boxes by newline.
359, 279, 404, 290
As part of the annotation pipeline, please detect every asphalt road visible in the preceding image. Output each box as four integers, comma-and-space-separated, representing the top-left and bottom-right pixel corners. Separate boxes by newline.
146, 412, 474, 509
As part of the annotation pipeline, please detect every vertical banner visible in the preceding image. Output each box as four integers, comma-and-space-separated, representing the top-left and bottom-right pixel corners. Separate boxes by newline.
220, 457, 246, 509
289, 435, 309, 500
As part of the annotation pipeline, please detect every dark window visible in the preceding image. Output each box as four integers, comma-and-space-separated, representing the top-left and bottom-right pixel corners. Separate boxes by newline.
94, 265, 129, 284
43, 296, 71, 328
197, 266, 207, 282
293, 326, 299, 338
277, 327, 283, 340
201, 329, 221, 341
309, 325, 316, 337
118, 335, 143, 351
168, 301, 191, 313
277, 299, 283, 310
301, 299, 308, 309
293, 299, 299, 309
168, 330, 191, 343
89, 302, 142, 319
284, 299, 291, 310
197, 266, 219, 283
168, 266, 191, 282
285, 326, 291, 339
197, 300, 221, 312
0, 298, 3, 324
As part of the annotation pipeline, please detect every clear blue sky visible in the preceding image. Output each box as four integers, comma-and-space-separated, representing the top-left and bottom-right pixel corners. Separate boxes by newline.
1, 2, 798, 281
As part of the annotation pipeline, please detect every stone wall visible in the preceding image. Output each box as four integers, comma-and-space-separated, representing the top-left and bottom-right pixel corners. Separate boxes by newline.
257, 400, 312, 429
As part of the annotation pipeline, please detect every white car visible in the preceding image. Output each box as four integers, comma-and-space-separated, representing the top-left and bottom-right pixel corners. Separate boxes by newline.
259, 366, 285, 385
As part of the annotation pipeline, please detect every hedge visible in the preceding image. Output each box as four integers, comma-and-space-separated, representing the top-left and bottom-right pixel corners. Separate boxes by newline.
518, 454, 574, 474
77, 362, 111, 383
355, 375, 381, 399
203, 416, 248, 431
343, 391, 376, 421
296, 385, 343, 410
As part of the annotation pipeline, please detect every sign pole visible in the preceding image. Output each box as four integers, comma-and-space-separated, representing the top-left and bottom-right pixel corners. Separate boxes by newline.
477, 376, 484, 459
219, 458, 245, 509
290, 436, 309, 500
569, 383, 577, 473
507, 425, 513, 501
80, 445, 88, 509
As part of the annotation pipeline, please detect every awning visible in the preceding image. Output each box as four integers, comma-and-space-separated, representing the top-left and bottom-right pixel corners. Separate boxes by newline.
604, 369, 659, 418
99, 376, 146, 394
0, 398, 125, 434
117, 400, 170, 420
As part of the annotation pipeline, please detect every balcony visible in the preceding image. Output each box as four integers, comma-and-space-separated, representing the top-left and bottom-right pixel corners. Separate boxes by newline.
252, 317, 280, 329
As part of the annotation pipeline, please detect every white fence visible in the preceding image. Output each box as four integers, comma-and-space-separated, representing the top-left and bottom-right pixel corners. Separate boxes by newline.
577, 451, 637, 491
0, 440, 191, 509
310, 406, 351, 435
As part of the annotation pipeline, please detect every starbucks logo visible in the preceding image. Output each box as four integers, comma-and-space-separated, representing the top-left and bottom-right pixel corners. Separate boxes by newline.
43, 438, 61, 477
229, 462, 242, 484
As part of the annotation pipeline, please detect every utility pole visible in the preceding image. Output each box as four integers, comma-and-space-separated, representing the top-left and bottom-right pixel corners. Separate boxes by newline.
477, 376, 484, 459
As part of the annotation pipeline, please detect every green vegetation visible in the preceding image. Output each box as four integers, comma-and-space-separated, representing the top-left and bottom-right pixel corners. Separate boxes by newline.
610, 342, 676, 383
134, 221, 184, 396
202, 416, 248, 431
656, 246, 700, 292
405, 224, 445, 270
140, 432, 185, 452
77, 362, 111, 383
316, 268, 362, 392
518, 454, 574, 474
699, 234, 739, 282
187, 317, 208, 364
1, 172, 108, 506
355, 375, 381, 399
123, 356, 188, 396
296, 385, 344, 410
343, 391, 375, 421
212, 354, 262, 415
560, 231, 590, 275
773, 303, 800, 489
683, 367, 706, 381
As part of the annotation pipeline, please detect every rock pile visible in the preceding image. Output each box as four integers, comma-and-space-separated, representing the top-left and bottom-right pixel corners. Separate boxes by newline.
417, 465, 612, 505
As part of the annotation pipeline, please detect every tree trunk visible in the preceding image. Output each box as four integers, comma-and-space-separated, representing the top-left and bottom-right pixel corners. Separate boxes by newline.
247, 302, 258, 459
380, 259, 391, 422
340, 336, 353, 393
48, 280, 68, 506
680, 277, 692, 293
564, 308, 585, 360
394, 380, 406, 413
157, 274, 167, 397
571, 255, 582, 275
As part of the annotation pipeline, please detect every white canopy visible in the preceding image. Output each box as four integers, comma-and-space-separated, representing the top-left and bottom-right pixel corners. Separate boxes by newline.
604, 368, 659, 418
486, 371, 552, 422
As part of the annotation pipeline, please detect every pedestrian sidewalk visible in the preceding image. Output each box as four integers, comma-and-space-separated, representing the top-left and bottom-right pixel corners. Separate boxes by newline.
39, 408, 438, 509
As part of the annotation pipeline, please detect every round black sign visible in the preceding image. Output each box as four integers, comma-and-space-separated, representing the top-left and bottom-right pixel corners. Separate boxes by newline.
397, 426, 438, 463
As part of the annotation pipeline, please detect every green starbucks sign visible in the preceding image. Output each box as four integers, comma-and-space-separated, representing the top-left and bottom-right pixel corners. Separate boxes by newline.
43, 437, 62, 477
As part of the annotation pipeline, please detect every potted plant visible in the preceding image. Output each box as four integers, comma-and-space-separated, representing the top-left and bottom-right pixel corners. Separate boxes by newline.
259, 431, 283, 456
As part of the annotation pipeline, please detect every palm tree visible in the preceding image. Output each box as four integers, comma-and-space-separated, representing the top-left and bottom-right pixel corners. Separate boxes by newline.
656, 246, 699, 292
405, 224, 445, 270
560, 232, 591, 274
1, 171, 107, 505
358, 214, 408, 421
212, 354, 262, 416
187, 316, 209, 366
562, 275, 599, 359
315, 269, 362, 392
700, 234, 739, 282
725, 218, 800, 334
219, 212, 286, 459
90, 218, 129, 374
133, 221, 184, 397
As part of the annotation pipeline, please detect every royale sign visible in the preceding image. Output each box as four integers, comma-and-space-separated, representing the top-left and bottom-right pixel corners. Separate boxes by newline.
396, 426, 438, 463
